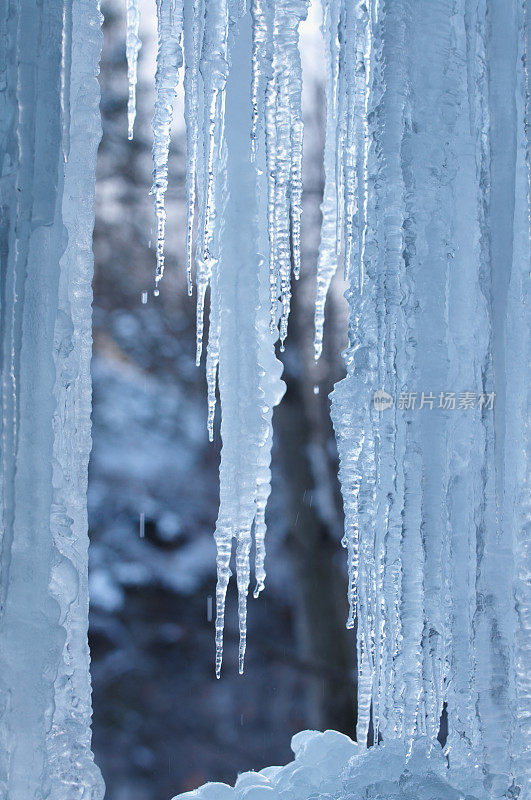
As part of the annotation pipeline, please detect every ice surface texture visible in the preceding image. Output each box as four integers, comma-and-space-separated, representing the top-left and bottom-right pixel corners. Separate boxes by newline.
0, 0, 104, 797
171, 729, 487, 799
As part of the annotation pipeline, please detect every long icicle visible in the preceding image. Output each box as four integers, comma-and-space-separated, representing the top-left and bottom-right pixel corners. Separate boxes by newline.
183, 0, 203, 295
195, 0, 229, 363
313, 0, 340, 360
212, 13, 285, 676
151, 0, 184, 286
126, 0, 142, 140
263, 0, 309, 345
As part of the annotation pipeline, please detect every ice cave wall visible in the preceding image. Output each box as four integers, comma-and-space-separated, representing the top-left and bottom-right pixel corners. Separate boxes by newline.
0, 0, 104, 797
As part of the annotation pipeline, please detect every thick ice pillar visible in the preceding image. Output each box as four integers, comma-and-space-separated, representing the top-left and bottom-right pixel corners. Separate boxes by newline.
330, 0, 528, 795
0, 0, 104, 797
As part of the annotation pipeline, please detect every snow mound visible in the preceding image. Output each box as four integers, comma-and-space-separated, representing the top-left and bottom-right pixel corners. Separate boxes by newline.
172, 730, 486, 800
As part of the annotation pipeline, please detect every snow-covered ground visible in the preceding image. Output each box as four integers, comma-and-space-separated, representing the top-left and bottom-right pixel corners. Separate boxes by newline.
173, 729, 486, 800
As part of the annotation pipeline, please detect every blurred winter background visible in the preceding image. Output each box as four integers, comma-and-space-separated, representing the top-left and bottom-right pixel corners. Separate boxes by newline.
90, 1, 352, 797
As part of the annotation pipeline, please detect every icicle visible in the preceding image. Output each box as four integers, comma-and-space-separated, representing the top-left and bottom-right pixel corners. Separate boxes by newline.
330, 0, 526, 783
289, 76, 304, 282
338, 0, 358, 284
210, 14, 285, 677
126, 0, 141, 140
371, 0, 409, 745
262, 0, 309, 344
151, 0, 184, 286
206, 254, 220, 442
472, 1, 527, 792
313, 0, 340, 360
183, 0, 203, 295
195, 0, 229, 362
253, 251, 285, 598
315, 0, 367, 303
250, 0, 269, 162
330, 0, 378, 748
265, 67, 279, 333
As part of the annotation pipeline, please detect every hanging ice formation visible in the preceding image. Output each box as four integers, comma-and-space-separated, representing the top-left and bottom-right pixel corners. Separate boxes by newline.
0, 0, 104, 797
141, 0, 312, 676
141, 0, 528, 794
152, 0, 185, 285
126, 0, 142, 140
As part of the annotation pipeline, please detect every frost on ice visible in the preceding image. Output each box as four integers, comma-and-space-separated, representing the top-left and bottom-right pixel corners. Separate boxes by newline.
145, 0, 529, 796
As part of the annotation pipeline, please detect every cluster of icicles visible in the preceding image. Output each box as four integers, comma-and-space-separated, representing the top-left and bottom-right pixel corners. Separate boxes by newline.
125, 1, 528, 794
126, 0, 317, 678
126, 0, 356, 676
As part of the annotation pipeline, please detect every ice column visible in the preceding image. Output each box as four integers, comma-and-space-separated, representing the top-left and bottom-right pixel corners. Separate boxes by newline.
330, 0, 528, 795
0, 0, 104, 797
206, 12, 286, 677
